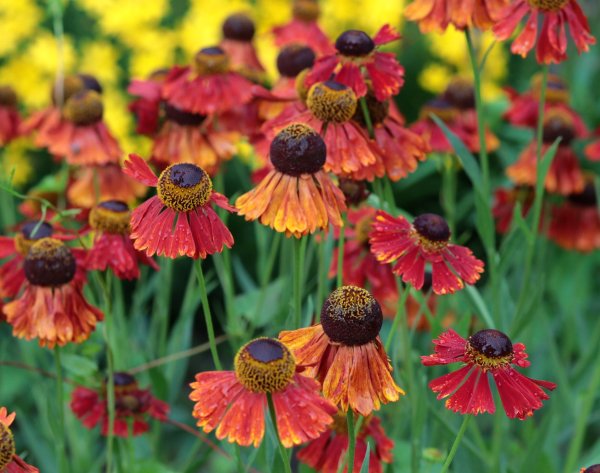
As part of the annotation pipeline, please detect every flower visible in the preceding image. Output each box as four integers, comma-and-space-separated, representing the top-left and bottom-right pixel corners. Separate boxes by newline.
405, 0, 508, 32
370, 211, 484, 295
297, 413, 393, 473
150, 104, 239, 176
70, 372, 169, 437
236, 123, 346, 238
128, 68, 168, 136
272, 0, 334, 56
280, 286, 404, 416
306, 25, 404, 101
3, 238, 103, 347
506, 108, 585, 196
123, 153, 235, 259
264, 80, 382, 180
0, 85, 20, 145
422, 329, 556, 419
161, 46, 254, 115
492, 186, 535, 234
86, 200, 159, 279
189, 337, 336, 447
0, 407, 39, 472
548, 180, 600, 253
220, 13, 265, 82
581, 466, 600, 473
493, 0, 595, 64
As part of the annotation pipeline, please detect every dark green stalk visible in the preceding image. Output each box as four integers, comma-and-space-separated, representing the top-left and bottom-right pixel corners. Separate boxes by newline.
346, 410, 356, 473
266, 393, 292, 473
54, 347, 70, 473
359, 97, 374, 139
194, 259, 223, 370
440, 416, 471, 473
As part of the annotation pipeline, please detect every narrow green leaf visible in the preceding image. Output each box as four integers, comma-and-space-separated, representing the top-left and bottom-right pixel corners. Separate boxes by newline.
464, 285, 495, 329
359, 442, 371, 473
60, 353, 97, 378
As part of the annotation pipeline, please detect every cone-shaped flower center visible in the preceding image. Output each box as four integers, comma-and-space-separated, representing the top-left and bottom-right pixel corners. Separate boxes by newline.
568, 181, 596, 207
413, 214, 451, 250
535, 74, 569, 103
339, 178, 369, 206
444, 79, 475, 110
63, 90, 103, 125
24, 238, 76, 287
0, 86, 17, 107
15, 221, 53, 256
352, 90, 389, 126
420, 97, 457, 122
527, 0, 568, 11
270, 123, 326, 176
542, 111, 576, 145
108, 372, 142, 411
466, 329, 514, 370
355, 215, 373, 246
157, 163, 213, 212
335, 30, 375, 57
234, 338, 295, 393
54, 75, 85, 105
583, 465, 600, 473
78, 73, 103, 94
277, 45, 316, 78
0, 421, 15, 470
307, 81, 358, 123
90, 200, 131, 235
194, 47, 230, 75
164, 103, 206, 126
222, 13, 255, 41
292, 0, 320, 21
321, 286, 383, 346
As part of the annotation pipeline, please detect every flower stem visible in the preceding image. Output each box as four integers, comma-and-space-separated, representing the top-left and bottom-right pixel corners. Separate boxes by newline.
384, 286, 411, 353
360, 97, 374, 139
266, 393, 292, 473
336, 223, 345, 288
292, 237, 306, 327
193, 259, 223, 370
346, 409, 357, 473
54, 346, 70, 473
440, 416, 471, 473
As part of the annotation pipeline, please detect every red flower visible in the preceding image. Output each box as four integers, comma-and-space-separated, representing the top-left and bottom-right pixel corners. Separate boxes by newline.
0, 86, 20, 145
220, 13, 265, 81
86, 200, 159, 279
0, 407, 39, 472
369, 211, 484, 295
123, 153, 235, 259
4, 238, 103, 348
190, 338, 336, 447
306, 25, 403, 102
493, 0, 595, 64
128, 69, 168, 136
297, 413, 393, 473
161, 47, 253, 115
70, 372, 169, 437
404, 0, 508, 32
492, 186, 535, 234
422, 329, 556, 419
581, 465, 600, 473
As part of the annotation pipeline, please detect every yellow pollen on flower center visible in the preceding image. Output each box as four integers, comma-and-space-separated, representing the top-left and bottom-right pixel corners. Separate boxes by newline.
194, 47, 230, 75
307, 81, 358, 123
465, 343, 513, 371
465, 330, 514, 372
0, 422, 15, 470
157, 163, 212, 213
411, 229, 449, 252
527, 0, 568, 11
355, 217, 372, 245
63, 90, 103, 125
89, 201, 131, 235
234, 338, 295, 393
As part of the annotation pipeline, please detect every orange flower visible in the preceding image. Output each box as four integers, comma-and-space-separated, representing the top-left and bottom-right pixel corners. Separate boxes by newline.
280, 286, 404, 416
4, 238, 103, 348
0, 85, 20, 145
0, 407, 39, 472
190, 337, 336, 447
405, 0, 508, 32
236, 123, 346, 237
123, 154, 235, 259
220, 13, 265, 82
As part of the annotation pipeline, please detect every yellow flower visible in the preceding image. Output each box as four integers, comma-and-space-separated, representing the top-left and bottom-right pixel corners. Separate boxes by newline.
1, 139, 34, 188
0, 0, 42, 57
78, 41, 121, 85
419, 63, 454, 95
126, 29, 177, 78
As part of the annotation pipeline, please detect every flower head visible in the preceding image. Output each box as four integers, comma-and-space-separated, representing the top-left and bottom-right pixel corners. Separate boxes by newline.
4, 238, 103, 347
190, 337, 336, 447
581, 465, 600, 473
493, 0, 595, 64
280, 286, 404, 416
220, 13, 265, 81
0, 85, 20, 145
236, 124, 346, 237
306, 25, 404, 101
0, 407, 39, 472
123, 154, 235, 259
422, 329, 556, 419
370, 211, 484, 295
70, 372, 169, 437
128, 68, 169, 136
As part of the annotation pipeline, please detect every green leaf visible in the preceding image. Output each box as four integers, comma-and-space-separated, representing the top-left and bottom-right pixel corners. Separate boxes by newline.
129, 460, 178, 473
359, 442, 371, 473
464, 285, 495, 328
60, 353, 97, 378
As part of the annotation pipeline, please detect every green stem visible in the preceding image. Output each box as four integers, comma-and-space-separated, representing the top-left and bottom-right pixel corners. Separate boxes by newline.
253, 232, 282, 322
292, 237, 306, 327
193, 259, 223, 370
266, 393, 292, 473
360, 97, 374, 139
440, 416, 471, 473
441, 154, 457, 237
316, 229, 329, 316
384, 286, 411, 353
54, 347, 70, 473
346, 410, 356, 473
336, 222, 345, 288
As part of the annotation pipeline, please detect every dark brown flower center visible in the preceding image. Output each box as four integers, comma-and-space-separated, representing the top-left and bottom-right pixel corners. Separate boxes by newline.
63, 90, 103, 125
78, 74, 103, 94
542, 112, 576, 145
335, 30, 375, 57
0, 421, 15, 470
222, 13, 255, 41
24, 238, 76, 287
413, 214, 451, 243
234, 338, 295, 393
321, 286, 383, 346
15, 221, 54, 256
568, 182, 596, 206
444, 79, 475, 110
420, 97, 457, 122
270, 123, 326, 176
292, 0, 320, 21
307, 80, 357, 123
157, 163, 213, 212
541, 74, 569, 103
339, 178, 369, 206
89, 200, 131, 234
527, 0, 568, 11
113, 372, 137, 388
277, 45, 316, 78
466, 330, 515, 371
194, 47, 230, 75
583, 465, 600, 473
0, 86, 17, 107
164, 103, 206, 126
